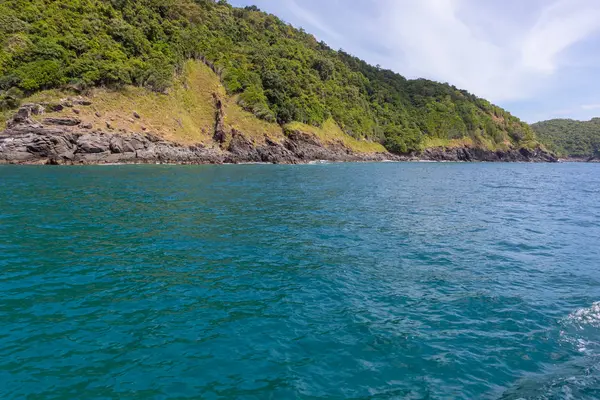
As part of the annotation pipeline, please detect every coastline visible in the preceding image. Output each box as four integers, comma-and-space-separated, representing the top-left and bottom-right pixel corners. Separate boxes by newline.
0, 127, 559, 165
0, 103, 558, 165
559, 157, 600, 163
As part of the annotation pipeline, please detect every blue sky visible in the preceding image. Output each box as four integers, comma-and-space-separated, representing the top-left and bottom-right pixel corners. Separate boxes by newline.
228, 0, 600, 123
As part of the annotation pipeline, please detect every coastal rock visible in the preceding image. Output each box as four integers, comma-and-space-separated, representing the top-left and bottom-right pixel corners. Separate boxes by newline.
126, 134, 148, 151
283, 130, 362, 162
77, 134, 110, 154
73, 98, 93, 106
419, 146, 557, 163
145, 132, 161, 143
257, 137, 298, 164
28, 134, 76, 159
109, 136, 126, 153
0, 109, 556, 165
0, 129, 77, 162
43, 103, 64, 112
226, 130, 261, 163
0, 138, 38, 162
24, 103, 45, 116
43, 117, 81, 126
585, 155, 600, 162
213, 94, 227, 144
6, 104, 42, 128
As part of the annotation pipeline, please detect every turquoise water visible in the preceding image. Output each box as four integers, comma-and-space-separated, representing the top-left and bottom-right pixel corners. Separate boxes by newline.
1, 163, 600, 399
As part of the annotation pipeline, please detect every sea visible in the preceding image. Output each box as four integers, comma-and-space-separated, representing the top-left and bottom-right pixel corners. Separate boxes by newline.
1, 162, 599, 399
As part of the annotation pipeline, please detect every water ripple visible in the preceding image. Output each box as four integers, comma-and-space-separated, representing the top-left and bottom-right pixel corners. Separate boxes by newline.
0, 163, 599, 399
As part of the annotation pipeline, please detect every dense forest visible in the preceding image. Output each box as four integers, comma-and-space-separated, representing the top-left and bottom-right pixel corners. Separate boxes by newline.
0, 0, 538, 153
532, 118, 600, 158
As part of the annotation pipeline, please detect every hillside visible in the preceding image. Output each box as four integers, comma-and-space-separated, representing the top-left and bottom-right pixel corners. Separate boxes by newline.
0, 0, 541, 156
532, 118, 600, 159
2, 60, 386, 152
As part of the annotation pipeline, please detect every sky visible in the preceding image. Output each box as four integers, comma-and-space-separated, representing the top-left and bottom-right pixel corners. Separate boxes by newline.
228, 0, 600, 123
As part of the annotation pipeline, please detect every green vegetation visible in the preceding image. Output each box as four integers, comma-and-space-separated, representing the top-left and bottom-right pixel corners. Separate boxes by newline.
15, 61, 285, 146
0, 0, 538, 153
532, 118, 600, 158
285, 119, 386, 153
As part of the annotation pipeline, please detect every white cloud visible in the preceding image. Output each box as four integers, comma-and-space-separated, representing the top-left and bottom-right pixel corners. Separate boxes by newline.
369, 0, 600, 102
581, 104, 600, 110
521, 0, 600, 73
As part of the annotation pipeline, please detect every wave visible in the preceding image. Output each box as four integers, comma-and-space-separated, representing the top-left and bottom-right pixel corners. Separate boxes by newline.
498, 303, 600, 399
499, 360, 600, 400
565, 302, 600, 329
560, 302, 600, 358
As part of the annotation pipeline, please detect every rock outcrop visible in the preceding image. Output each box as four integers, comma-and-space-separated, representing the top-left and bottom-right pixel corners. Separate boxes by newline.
0, 127, 395, 166
417, 146, 558, 163
0, 104, 558, 165
213, 94, 227, 145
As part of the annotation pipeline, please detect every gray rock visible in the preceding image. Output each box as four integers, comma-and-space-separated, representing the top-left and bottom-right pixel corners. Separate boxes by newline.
109, 136, 124, 153
6, 104, 46, 128
109, 136, 136, 154
43, 117, 81, 126
27, 135, 75, 158
7, 106, 34, 128
145, 132, 161, 143
125, 135, 147, 151
0, 116, 556, 165
77, 134, 110, 154
213, 94, 227, 144
418, 146, 558, 163
21, 103, 45, 116
73, 98, 93, 106
44, 103, 64, 112
226, 130, 261, 162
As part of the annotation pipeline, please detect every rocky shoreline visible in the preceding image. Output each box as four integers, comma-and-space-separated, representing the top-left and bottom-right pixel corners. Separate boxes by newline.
560, 156, 600, 163
0, 123, 400, 165
0, 103, 558, 165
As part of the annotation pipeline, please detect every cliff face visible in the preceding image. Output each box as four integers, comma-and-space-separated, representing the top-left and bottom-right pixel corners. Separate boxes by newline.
0, 102, 557, 165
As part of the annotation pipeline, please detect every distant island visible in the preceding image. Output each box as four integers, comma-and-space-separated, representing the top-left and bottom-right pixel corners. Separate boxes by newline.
0, 0, 557, 164
532, 118, 600, 161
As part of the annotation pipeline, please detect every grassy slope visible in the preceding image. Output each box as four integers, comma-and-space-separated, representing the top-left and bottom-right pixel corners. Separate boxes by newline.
420, 134, 511, 152
24, 61, 226, 145
1, 61, 385, 153
285, 120, 386, 153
